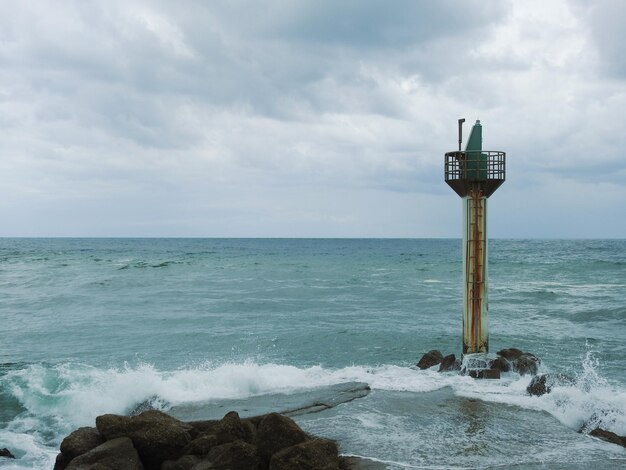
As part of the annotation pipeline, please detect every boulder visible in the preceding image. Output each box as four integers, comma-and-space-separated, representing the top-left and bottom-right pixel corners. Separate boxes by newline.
186, 419, 219, 439
54, 453, 69, 470
256, 413, 308, 463
182, 433, 219, 456
589, 428, 626, 448
96, 410, 191, 470
0, 448, 15, 459
439, 354, 461, 372
161, 454, 204, 470
496, 348, 524, 361
512, 353, 540, 376
60, 426, 104, 462
468, 369, 500, 379
212, 411, 255, 444
270, 438, 341, 470
527, 373, 575, 396
342, 456, 389, 469
65, 437, 143, 470
206, 439, 260, 470
489, 356, 510, 373
416, 350, 443, 369
527, 375, 548, 396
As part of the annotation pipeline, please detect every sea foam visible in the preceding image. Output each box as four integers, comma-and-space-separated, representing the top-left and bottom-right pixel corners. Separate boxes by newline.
2, 353, 625, 468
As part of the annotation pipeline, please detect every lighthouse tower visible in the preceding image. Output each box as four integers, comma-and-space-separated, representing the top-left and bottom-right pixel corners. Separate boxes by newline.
445, 119, 505, 356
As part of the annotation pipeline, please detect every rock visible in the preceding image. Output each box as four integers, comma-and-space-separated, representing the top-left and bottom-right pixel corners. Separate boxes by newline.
489, 356, 510, 372
527, 374, 548, 396
256, 412, 308, 463
589, 428, 626, 448
468, 369, 500, 379
416, 350, 443, 369
182, 433, 219, 456
59, 426, 104, 462
527, 373, 575, 396
186, 419, 219, 439
497, 348, 524, 361
96, 410, 191, 470
512, 353, 540, 376
270, 438, 341, 470
181, 411, 255, 456
206, 439, 260, 470
54, 453, 69, 470
342, 456, 389, 469
57, 408, 358, 470
0, 448, 15, 459
161, 454, 204, 470
65, 437, 143, 470
212, 411, 255, 444
439, 354, 461, 372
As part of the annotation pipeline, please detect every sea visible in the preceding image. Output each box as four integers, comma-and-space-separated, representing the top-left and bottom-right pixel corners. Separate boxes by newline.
1, 238, 625, 469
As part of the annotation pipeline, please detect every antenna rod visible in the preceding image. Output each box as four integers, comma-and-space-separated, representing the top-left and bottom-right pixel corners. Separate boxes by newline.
458, 118, 465, 151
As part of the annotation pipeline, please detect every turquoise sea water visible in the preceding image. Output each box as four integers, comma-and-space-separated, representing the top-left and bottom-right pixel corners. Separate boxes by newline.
1, 238, 625, 468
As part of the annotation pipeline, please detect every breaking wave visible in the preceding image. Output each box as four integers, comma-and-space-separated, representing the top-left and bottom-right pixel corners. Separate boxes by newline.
1, 351, 624, 468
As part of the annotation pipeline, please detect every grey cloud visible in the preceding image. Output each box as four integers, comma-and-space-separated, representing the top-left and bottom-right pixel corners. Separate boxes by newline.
570, 0, 626, 79
0, 0, 624, 237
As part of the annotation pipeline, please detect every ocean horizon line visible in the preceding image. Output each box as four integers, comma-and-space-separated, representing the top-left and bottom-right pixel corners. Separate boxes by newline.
1, 236, 625, 241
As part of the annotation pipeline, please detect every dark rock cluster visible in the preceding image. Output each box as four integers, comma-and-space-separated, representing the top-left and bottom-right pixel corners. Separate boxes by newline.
0, 448, 15, 459
588, 427, 626, 448
494, 348, 541, 375
415, 348, 541, 376
54, 409, 355, 470
526, 373, 576, 396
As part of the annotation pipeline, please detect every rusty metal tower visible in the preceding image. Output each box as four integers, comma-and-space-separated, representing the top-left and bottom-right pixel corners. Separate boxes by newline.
445, 119, 505, 356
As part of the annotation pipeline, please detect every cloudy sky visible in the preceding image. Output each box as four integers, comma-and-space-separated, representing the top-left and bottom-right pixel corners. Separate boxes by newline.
1, 0, 624, 237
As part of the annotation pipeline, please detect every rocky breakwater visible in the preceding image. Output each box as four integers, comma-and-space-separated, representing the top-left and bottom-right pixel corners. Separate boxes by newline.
53, 409, 367, 470
416, 347, 541, 377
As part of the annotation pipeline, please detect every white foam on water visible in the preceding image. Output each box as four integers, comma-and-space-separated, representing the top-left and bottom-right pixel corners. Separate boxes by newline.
1, 352, 625, 468
451, 350, 626, 436
0, 428, 57, 469
0, 360, 460, 467
3, 362, 458, 429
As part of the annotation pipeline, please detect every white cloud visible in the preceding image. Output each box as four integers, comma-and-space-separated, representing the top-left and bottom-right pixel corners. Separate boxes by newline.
0, 0, 623, 237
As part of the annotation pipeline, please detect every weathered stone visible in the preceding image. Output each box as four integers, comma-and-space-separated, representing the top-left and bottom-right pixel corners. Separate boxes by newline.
54, 453, 69, 470
182, 433, 218, 455
186, 420, 219, 439
270, 438, 341, 470
589, 428, 626, 448
468, 369, 500, 379
95, 410, 191, 470
0, 448, 15, 459
341, 455, 389, 469
489, 356, 510, 372
161, 454, 204, 470
416, 350, 443, 369
257, 412, 308, 462
512, 353, 540, 376
60, 426, 104, 462
496, 348, 524, 361
206, 439, 260, 470
527, 374, 548, 396
213, 411, 255, 444
65, 437, 143, 470
527, 373, 575, 396
439, 354, 461, 372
